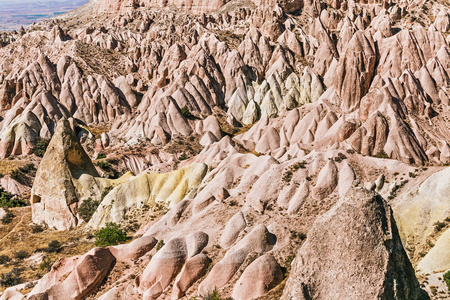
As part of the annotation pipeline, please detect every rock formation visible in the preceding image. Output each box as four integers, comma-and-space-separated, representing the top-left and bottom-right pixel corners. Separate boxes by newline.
282, 187, 428, 300
31, 118, 100, 230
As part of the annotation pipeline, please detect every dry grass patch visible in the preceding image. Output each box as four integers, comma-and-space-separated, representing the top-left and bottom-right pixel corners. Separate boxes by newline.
0, 207, 95, 291
0, 160, 32, 176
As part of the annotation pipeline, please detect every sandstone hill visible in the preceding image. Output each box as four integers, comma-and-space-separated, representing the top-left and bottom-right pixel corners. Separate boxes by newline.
0, 0, 449, 299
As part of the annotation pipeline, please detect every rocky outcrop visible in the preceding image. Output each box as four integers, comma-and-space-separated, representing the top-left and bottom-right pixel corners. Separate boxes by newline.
394, 167, 450, 275
282, 187, 428, 300
138, 232, 209, 299
198, 224, 276, 296
232, 254, 283, 300
28, 248, 116, 300
88, 163, 208, 229
30, 118, 100, 230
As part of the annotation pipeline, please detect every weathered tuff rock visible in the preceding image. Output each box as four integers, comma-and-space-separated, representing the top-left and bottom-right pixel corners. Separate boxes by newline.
88, 162, 208, 229
26, 236, 158, 300
138, 232, 209, 299
282, 187, 428, 300
28, 247, 116, 300
232, 254, 283, 300
30, 118, 100, 230
394, 167, 450, 275
93, 0, 229, 14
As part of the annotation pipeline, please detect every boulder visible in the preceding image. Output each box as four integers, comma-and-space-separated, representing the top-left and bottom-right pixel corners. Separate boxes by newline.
282, 187, 428, 300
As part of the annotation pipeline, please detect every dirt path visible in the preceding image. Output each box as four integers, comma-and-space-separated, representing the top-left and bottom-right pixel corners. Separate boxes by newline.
0, 210, 31, 243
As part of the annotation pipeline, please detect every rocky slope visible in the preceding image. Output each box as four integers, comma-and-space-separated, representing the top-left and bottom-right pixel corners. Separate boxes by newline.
0, 0, 449, 299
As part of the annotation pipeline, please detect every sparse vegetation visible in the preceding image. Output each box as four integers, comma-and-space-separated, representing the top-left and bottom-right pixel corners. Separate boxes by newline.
10, 169, 27, 184
179, 152, 189, 161
39, 256, 54, 272
282, 170, 293, 183
101, 186, 114, 200
374, 150, 389, 159
0, 187, 26, 208
0, 267, 23, 287
156, 240, 165, 251
96, 152, 107, 159
0, 255, 10, 265
200, 289, 233, 300
180, 105, 193, 119
95, 222, 127, 247
32, 138, 49, 157
78, 198, 101, 222
387, 180, 408, 200
334, 153, 347, 163
96, 161, 110, 170
1, 208, 14, 224
19, 163, 35, 174
30, 223, 45, 233
433, 221, 446, 232
443, 270, 450, 290
283, 161, 307, 183
44, 240, 62, 253
290, 231, 306, 241
284, 254, 296, 271
14, 250, 29, 260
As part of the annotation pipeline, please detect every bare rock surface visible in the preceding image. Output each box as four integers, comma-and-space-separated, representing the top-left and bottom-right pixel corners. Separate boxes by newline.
30, 118, 99, 230
282, 187, 428, 300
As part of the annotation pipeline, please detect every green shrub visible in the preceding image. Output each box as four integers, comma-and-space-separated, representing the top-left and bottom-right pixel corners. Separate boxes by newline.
434, 221, 446, 232
96, 152, 106, 159
202, 290, 232, 300
1, 209, 14, 224
0, 267, 23, 287
0, 188, 26, 208
10, 169, 27, 184
284, 254, 296, 270
334, 153, 347, 163
19, 163, 35, 174
45, 240, 61, 253
101, 186, 113, 200
0, 255, 10, 265
32, 138, 49, 157
96, 161, 110, 170
14, 251, 29, 260
78, 198, 101, 222
443, 270, 450, 290
180, 105, 193, 119
374, 150, 389, 159
179, 153, 189, 161
156, 240, 165, 251
30, 224, 45, 233
95, 222, 127, 247
39, 256, 54, 272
